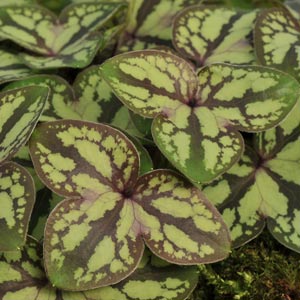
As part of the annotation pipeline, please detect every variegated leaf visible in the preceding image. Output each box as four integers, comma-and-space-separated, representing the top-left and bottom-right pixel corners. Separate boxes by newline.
0, 237, 198, 300
5, 69, 123, 123
73, 65, 123, 123
29, 120, 230, 290
13, 145, 64, 241
4, 75, 78, 121
100, 50, 299, 182
0, 86, 48, 163
0, 50, 33, 83
203, 101, 300, 251
0, 162, 35, 251
255, 6, 300, 81
0, 0, 36, 6
0, 3, 126, 69
173, 5, 257, 66
117, 0, 198, 52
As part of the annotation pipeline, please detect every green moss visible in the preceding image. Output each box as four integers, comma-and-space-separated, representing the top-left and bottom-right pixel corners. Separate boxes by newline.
190, 230, 300, 299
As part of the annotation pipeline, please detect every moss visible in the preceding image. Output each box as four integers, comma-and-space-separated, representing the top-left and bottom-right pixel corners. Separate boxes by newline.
190, 230, 300, 299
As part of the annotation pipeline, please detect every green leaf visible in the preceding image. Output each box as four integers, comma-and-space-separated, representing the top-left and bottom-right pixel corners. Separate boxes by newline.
100, 50, 299, 182
0, 0, 36, 6
4, 75, 78, 121
73, 65, 123, 123
29, 119, 230, 290
255, 6, 300, 81
0, 162, 35, 251
0, 86, 49, 163
0, 50, 33, 83
173, 5, 257, 66
118, 0, 198, 52
0, 3, 126, 69
203, 101, 300, 251
5, 68, 123, 123
0, 237, 198, 300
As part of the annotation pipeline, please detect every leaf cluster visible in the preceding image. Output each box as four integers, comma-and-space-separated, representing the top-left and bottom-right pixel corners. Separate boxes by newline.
0, 0, 299, 299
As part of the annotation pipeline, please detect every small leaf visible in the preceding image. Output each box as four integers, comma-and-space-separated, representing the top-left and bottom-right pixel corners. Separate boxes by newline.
29, 120, 230, 290
0, 86, 49, 163
100, 50, 299, 182
173, 5, 257, 66
0, 162, 35, 251
0, 3, 126, 69
255, 6, 300, 81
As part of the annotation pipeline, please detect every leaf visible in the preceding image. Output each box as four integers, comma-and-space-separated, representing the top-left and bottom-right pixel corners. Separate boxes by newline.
0, 50, 33, 83
100, 50, 299, 182
5, 68, 123, 123
203, 101, 300, 251
255, 6, 300, 81
73, 65, 123, 123
0, 237, 198, 300
0, 162, 35, 251
172, 5, 257, 66
0, 3, 126, 69
0, 86, 49, 163
4, 75, 78, 121
117, 0, 198, 52
29, 119, 230, 290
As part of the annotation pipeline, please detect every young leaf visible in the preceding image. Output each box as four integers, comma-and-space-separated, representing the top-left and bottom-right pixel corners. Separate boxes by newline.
203, 101, 300, 251
0, 3, 126, 69
0, 237, 198, 300
29, 120, 230, 290
100, 50, 299, 183
255, 6, 300, 81
0, 86, 49, 163
0, 50, 33, 83
0, 162, 35, 251
173, 5, 257, 66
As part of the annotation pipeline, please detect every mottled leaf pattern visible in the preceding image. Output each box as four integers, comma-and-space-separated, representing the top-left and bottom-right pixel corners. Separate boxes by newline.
255, 6, 300, 81
0, 50, 33, 83
5, 69, 123, 123
73, 65, 123, 123
118, 0, 198, 52
100, 50, 299, 182
29, 120, 229, 290
0, 3, 126, 69
0, 86, 49, 163
4, 75, 78, 121
203, 101, 300, 251
0, 237, 198, 300
173, 5, 257, 66
0, 162, 35, 251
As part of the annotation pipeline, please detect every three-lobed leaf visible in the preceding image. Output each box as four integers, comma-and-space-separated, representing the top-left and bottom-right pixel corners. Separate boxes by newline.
100, 50, 299, 183
29, 119, 230, 290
